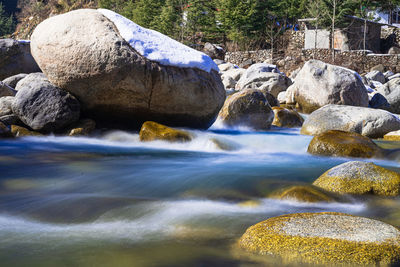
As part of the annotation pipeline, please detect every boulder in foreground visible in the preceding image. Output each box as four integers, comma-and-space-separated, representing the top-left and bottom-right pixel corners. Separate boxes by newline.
238, 212, 400, 265
313, 161, 400, 196
30, 9, 225, 129
301, 104, 400, 138
307, 130, 383, 158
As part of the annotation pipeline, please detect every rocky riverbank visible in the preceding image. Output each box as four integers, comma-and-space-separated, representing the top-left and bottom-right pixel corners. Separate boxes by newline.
1, 8, 400, 266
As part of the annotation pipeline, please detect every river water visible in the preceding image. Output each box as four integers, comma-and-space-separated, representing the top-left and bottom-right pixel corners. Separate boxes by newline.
0, 123, 399, 266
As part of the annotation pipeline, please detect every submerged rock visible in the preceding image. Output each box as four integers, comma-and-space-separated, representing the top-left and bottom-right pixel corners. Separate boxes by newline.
301, 104, 400, 138
139, 121, 193, 143
314, 161, 400, 196
285, 60, 368, 113
238, 212, 400, 265
271, 107, 303, 128
218, 89, 274, 130
307, 130, 383, 158
12, 73, 80, 133
30, 9, 225, 129
269, 185, 337, 203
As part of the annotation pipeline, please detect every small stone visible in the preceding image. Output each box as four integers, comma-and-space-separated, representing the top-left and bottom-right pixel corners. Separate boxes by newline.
2, 73, 28, 89
139, 121, 192, 143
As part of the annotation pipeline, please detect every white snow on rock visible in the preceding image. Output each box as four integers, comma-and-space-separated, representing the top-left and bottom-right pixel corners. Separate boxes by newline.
98, 9, 219, 73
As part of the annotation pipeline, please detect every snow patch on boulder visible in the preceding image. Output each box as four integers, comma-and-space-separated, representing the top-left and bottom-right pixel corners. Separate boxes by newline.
98, 9, 218, 73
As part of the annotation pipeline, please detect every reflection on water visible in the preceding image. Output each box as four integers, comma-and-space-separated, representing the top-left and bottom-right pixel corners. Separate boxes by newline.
0, 128, 399, 266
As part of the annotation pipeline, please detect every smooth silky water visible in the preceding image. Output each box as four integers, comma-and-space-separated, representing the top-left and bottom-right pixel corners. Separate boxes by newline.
1, 123, 400, 266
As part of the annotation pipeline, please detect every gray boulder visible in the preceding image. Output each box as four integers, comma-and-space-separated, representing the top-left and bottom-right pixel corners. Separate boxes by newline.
301, 104, 400, 138
236, 63, 291, 97
285, 60, 369, 113
0, 96, 14, 117
384, 71, 394, 80
30, 9, 225, 129
12, 73, 80, 132
369, 92, 390, 109
0, 39, 40, 80
2, 73, 28, 89
203, 43, 225, 60
376, 78, 400, 114
365, 70, 386, 84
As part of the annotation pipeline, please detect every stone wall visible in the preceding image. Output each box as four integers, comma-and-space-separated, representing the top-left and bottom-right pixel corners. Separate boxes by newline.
224, 50, 272, 66
300, 49, 400, 74
381, 27, 400, 51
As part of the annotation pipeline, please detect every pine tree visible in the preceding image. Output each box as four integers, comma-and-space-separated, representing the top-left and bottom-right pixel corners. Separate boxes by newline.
154, 0, 181, 38
125, 0, 165, 28
0, 2, 15, 37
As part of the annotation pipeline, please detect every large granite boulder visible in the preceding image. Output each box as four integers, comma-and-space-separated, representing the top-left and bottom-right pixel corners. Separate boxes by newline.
271, 107, 303, 128
376, 78, 400, 114
12, 73, 80, 132
0, 39, 40, 80
285, 60, 368, 113
30, 9, 225, 129
238, 212, 400, 265
236, 63, 290, 97
301, 104, 400, 138
314, 161, 400, 196
218, 89, 274, 130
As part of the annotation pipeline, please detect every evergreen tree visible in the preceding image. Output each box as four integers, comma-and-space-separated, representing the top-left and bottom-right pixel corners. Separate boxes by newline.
125, 0, 165, 28
0, 2, 15, 37
154, 0, 182, 38
184, 0, 219, 41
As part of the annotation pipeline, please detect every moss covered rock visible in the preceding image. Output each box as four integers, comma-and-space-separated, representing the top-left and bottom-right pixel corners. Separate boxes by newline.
307, 130, 383, 158
270, 185, 337, 203
271, 107, 304, 128
139, 121, 192, 143
313, 161, 400, 196
238, 212, 400, 265
218, 89, 274, 130
384, 130, 400, 141
11, 125, 42, 137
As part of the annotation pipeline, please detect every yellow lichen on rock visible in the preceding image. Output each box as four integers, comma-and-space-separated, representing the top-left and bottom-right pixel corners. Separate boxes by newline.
270, 185, 336, 203
307, 130, 383, 158
67, 119, 96, 136
139, 121, 193, 143
11, 125, 43, 137
384, 130, 400, 141
313, 161, 400, 196
238, 212, 400, 265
